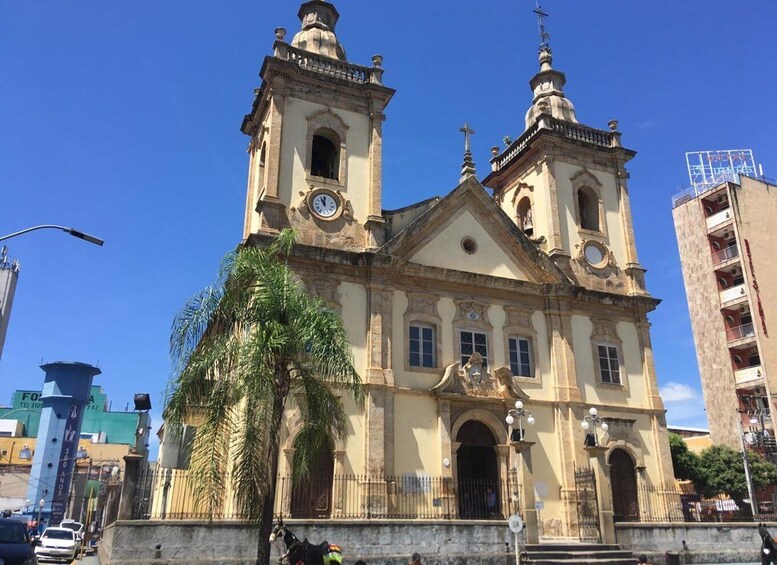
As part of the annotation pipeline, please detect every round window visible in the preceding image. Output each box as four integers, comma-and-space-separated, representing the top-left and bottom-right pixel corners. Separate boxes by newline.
583, 241, 607, 268
461, 237, 478, 255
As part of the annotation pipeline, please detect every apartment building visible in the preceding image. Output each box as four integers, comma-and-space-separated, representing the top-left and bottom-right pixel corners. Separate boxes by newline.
673, 175, 777, 454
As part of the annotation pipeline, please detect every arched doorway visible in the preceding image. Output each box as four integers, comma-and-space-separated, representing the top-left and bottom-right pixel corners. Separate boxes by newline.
456, 420, 500, 519
291, 441, 334, 518
609, 448, 639, 522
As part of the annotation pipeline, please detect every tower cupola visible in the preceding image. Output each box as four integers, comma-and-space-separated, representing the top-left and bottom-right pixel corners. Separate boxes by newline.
291, 0, 346, 60
524, 47, 578, 129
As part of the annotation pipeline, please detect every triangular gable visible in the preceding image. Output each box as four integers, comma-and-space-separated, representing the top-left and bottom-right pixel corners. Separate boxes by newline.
379, 176, 568, 284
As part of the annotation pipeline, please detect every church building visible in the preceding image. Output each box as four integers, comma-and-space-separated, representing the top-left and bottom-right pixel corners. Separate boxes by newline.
239, 0, 674, 539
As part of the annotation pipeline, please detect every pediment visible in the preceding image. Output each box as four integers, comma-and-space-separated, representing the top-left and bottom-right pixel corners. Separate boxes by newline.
379, 176, 567, 284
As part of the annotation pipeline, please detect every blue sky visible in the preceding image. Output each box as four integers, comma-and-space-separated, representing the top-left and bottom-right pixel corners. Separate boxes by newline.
2, 1, 776, 455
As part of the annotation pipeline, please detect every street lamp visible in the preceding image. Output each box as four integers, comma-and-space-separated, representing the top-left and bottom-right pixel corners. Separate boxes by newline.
581, 407, 609, 447
0, 225, 104, 246
505, 400, 535, 442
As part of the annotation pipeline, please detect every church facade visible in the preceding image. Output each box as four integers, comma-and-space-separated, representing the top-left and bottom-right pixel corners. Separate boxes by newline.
240, 0, 674, 539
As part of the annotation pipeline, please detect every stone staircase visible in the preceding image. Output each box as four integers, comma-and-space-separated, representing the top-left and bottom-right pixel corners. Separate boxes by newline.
522, 543, 635, 565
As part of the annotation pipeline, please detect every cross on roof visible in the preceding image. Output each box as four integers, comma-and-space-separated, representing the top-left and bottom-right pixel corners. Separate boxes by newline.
460, 123, 475, 153
533, 1, 551, 51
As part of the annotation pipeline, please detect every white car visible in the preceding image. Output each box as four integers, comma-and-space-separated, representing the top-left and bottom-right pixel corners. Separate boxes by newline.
34, 527, 78, 563
58, 520, 84, 542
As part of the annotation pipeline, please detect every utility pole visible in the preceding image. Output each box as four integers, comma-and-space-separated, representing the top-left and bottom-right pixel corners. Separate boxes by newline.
737, 419, 758, 516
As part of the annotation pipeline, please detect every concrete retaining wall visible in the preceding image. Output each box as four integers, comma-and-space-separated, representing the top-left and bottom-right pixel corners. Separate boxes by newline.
616, 522, 769, 564
99, 519, 516, 565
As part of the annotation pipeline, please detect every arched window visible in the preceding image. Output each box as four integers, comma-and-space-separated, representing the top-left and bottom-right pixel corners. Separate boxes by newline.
517, 197, 533, 236
311, 129, 340, 180
578, 187, 599, 231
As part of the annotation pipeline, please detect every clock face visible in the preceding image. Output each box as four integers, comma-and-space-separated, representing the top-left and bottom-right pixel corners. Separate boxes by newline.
311, 192, 338, 218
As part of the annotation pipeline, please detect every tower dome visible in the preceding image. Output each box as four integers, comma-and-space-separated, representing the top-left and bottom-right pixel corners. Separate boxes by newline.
291, 1, 347, 61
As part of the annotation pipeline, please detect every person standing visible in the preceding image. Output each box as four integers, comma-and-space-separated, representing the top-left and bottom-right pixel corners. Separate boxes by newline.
760, 524, 777, 565
409, 552, 422, 565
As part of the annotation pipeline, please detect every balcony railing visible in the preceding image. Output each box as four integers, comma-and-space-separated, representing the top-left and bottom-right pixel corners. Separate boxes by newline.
491, 116, 616, 172
274, 43, 383, 85
720, 284, 747, 304
712, 245, 739, 265
735, 365, 763, 385
727, 323, 756, 342
706, 208, 733, 230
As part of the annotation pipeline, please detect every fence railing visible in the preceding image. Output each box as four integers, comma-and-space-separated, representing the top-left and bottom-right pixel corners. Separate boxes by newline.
623, 485, 777, 523
131, 468, 521, 521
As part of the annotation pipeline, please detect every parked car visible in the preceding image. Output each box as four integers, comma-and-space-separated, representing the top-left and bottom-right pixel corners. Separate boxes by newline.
56, 521, 84, 543
34, 527, 77, 564
0, 517, 38, 564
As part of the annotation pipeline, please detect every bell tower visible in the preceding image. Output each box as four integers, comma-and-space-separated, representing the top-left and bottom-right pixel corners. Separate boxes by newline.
241, 1, 395, 251
482, 9, 647, 296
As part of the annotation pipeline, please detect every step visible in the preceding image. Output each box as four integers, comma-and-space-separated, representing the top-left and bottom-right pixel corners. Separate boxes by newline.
527, 550, 634, 560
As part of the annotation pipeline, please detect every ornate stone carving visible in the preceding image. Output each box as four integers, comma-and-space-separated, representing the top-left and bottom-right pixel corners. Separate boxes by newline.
429, 360, 530, 400
407, 293, 439, 317
303, 276, 341, 308
505, 306, 533, 329
591, 317, 618, 341
455, 300, 489, 325
604, 418, 636, 443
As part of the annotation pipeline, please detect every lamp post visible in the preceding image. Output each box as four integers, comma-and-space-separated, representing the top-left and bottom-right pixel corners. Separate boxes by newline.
505, 399, 539, 546
506, 400, 535, 442
580, 406, 615, 544
0, 225, 104, 246
580, 407, 609, 447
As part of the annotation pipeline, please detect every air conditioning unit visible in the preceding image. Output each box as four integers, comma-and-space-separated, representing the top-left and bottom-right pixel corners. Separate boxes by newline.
724, 232, 735, 240
717, 194, 728, 204
739, 306, 748, 314
731, 267, 740, 275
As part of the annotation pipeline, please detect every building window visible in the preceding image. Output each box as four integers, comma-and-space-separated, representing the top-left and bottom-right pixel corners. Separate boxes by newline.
508, 337, 533, 377
597, 344, 621, 384
749, 351, 761, 367
517, 197, 533, 236
311, 130, 340, 180
461, 330, 488, 367
409, 324, 436, 368
578, 187, 600, 231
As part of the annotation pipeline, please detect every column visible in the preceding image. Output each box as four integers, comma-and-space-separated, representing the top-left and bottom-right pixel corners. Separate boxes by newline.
117, 454, 144, 521
511, 441, 539, 544
586, 446, 615, 545
365, 108, 386, 248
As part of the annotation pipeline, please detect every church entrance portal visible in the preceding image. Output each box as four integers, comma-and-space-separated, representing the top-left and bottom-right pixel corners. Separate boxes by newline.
610, 448, 639, 522
291, 442, 334, 518
456, 420, 500, 519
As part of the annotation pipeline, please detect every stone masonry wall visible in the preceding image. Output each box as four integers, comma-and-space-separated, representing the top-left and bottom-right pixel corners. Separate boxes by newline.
100, 519, 516, 565
616, 522, 767, 564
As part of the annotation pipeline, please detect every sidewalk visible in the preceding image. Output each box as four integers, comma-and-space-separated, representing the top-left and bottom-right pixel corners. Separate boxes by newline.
76, 554, 100, 564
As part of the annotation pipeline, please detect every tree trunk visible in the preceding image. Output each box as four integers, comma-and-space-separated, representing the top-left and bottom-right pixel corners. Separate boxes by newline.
256, 390, 286, 565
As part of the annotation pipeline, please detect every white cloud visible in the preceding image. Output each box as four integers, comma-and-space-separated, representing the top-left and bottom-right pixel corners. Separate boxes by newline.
659, 382, 698, 403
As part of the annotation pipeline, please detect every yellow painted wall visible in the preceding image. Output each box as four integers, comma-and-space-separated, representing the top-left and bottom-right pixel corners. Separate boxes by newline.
278, 99, 371, 221
340, 281, 368, 379
554, 162, 627, 267
571, 315, 648, 409
408, 209, 531, 280
393, 394, 439, 475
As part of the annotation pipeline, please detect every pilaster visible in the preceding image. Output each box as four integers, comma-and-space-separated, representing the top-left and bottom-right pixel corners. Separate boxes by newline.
510, 441, 539, 544
263, 82, 286, 201
544, 297, 581, 403
586, 446, 616, 545
541, 156, 565, 255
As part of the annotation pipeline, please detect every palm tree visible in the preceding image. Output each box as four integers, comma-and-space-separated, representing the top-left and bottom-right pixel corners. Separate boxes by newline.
165, 229, 362, 565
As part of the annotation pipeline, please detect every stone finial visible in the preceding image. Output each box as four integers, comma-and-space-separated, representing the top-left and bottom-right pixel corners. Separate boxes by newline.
372, 54, 383, 68
491, 146, 500, 156
608, 119, 619, 131
275, 27, 287, 41
503, 136, 513, 147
